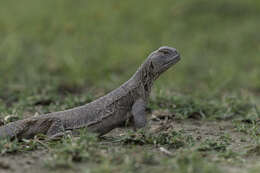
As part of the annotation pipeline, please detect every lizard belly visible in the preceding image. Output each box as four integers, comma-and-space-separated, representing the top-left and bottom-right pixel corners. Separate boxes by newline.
60, 106, 130, 135
87, 108, 130, 135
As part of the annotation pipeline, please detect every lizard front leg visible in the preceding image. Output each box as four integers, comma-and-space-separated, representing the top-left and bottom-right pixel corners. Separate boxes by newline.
131, 98, 147, 129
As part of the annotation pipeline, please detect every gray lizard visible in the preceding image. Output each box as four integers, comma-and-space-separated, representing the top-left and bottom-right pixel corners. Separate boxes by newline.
0, 46, 180, 140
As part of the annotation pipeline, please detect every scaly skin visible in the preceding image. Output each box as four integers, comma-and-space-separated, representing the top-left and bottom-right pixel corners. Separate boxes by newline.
0, 46, 180, 140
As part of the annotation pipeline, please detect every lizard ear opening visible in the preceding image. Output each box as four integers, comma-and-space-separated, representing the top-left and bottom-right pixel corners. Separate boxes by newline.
144, 83, 149, 92
150, 62, 154, 70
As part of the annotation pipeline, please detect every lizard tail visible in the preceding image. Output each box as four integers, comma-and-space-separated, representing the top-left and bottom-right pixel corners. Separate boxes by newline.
0, 120, 26, 140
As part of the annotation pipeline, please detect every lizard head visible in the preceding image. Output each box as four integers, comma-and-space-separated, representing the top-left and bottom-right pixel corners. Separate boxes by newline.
133, 46, 180, 92
148, 46, 180, 76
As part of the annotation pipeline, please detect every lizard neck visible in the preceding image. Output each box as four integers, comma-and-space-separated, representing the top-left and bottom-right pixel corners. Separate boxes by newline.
128, 60, 156, 101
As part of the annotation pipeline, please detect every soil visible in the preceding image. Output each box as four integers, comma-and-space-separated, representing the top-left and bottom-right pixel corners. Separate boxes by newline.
0, 117, 258, 173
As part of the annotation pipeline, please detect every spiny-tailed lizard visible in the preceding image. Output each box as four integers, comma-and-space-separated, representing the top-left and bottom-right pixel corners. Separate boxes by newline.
0, 46, 180, 140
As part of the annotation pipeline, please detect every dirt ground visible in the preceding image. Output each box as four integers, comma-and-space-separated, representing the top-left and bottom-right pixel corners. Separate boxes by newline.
1, 116, 259, 173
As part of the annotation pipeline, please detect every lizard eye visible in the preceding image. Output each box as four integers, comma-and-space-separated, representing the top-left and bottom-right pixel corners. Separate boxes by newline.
158, 49, 170, 55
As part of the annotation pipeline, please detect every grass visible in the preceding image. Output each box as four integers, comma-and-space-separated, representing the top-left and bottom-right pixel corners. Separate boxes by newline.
0, 0, 260, 172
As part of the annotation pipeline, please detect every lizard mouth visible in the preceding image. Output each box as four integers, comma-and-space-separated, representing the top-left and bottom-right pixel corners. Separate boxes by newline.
163, 54, 181, 67
157, 54, 180, 74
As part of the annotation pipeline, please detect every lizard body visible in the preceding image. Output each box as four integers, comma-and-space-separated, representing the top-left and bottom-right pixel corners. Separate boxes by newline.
0, 46, 180, 139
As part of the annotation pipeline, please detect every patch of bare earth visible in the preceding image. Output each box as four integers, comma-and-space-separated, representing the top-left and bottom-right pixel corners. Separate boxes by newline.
1, 111, 260, 173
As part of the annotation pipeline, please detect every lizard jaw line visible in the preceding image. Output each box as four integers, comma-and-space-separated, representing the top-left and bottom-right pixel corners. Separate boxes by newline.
163, 54, 181, 67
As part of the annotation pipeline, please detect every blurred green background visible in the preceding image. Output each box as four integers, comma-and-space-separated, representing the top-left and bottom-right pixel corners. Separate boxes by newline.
0, 0, 259, 98
1, 2, 260, 172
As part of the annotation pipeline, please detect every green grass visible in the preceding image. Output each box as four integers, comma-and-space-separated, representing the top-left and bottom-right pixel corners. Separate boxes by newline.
0, 0, 260, 172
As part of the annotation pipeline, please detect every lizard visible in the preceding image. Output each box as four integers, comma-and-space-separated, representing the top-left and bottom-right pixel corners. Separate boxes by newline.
0, 46, 180, 140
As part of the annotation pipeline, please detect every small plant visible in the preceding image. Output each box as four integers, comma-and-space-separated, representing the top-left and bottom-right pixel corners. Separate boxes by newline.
173, 152, 221, 173
0, 138, 39, 154
150, 92, 258, 120
45, 130, 101, 168
233, 121, 260, 139
141, 152, 158, 165
246, 145, 260, 157
0, 138, 20, 154
118, 129, 195, 149
197, 139, 228, 152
